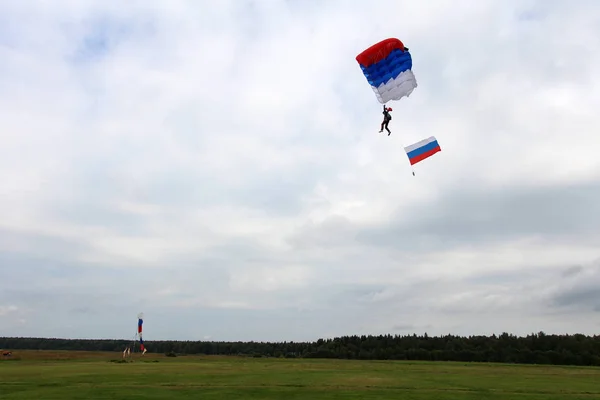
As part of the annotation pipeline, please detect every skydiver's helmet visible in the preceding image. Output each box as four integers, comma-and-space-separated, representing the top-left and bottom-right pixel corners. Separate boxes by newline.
387, 107, 392, 112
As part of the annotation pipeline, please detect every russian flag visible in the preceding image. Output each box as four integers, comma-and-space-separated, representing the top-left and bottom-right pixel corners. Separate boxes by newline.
404, 136, 441, 165
356, 38, 417, 104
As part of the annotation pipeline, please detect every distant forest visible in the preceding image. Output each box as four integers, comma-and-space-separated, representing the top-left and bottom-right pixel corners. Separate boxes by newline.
2, 332, 600, 367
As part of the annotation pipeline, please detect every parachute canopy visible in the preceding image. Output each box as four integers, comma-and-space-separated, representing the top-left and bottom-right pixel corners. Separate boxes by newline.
356, 38, 417, 104
137, 312, 146, 354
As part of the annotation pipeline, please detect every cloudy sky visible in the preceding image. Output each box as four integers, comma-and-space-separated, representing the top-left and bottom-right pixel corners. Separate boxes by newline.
1, 0, 600, 342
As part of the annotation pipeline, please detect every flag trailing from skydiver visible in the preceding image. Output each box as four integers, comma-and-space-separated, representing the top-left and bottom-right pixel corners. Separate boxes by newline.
404, 136, 442, 174
405, 136, 441, 165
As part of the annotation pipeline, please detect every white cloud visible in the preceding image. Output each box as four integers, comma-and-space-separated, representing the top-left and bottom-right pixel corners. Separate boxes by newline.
1, 0, 600, 341
0, 305, 18, 317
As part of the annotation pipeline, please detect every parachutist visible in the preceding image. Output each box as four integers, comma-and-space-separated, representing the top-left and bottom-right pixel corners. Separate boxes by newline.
379, 105, 392, 135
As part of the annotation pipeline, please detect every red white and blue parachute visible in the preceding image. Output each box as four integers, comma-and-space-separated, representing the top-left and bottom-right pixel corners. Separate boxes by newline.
137, 312, 146, 354
355, 38, 417, 104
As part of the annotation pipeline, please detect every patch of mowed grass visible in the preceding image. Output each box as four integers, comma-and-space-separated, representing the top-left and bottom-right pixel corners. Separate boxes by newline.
1, 352, 600, 399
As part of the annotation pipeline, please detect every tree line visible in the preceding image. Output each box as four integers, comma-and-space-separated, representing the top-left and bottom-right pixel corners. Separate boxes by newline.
2, 331, 600, 366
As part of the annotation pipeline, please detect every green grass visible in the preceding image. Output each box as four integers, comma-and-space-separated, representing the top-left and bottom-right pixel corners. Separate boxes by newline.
1, 351, 600, 399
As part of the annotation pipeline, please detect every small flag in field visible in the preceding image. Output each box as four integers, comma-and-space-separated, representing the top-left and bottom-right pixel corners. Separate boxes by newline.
404, 136, 441, 165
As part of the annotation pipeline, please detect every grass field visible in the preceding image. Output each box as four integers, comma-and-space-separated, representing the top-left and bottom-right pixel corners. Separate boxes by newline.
1, 350, 600, 399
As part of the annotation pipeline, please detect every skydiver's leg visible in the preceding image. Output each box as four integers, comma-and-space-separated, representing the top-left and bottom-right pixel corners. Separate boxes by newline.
385, 121, 391, 135
379, 121, 384, 133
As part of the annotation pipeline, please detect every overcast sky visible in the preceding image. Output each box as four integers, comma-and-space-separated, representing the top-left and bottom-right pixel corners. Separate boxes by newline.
1, 0, 600, 342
